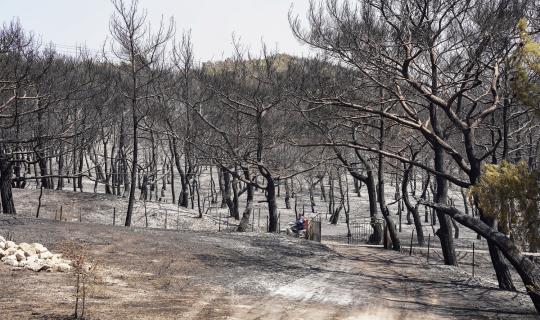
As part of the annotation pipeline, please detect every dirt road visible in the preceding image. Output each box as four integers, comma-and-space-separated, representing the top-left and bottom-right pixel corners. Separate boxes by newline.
0, 217, 536, 319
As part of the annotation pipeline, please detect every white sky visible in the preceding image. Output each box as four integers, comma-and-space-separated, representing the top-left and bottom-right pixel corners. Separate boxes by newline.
0, 0, 314, 61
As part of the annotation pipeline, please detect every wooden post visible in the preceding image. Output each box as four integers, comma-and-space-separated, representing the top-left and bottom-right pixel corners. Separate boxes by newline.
409, 229, 414, 256
113, 207, 116, 226
398, 205, 402, 233
165, 209, 168, 229
319, 218, 322, 242
78, 208, 81, 223
383, 220, 388, 249
279, 211, 283, 233
60, 206, 63, 221
427, 234, 431, 263
472, 242, 475, 278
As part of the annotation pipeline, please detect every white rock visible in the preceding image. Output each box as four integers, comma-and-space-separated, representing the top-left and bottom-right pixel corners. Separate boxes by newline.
14, 250, 26, 262
56, 263, 71, 272
18, 243, 37, 257
2, 255, 19, 267
0, 250, 6, 258
5, 247, 17, 256
25, 256, 46, 272
31, 243, 48, 254
39, 251, 53, 260
0, 235, 5, 242
5, 241, 17, 249
0, 241, 5, 250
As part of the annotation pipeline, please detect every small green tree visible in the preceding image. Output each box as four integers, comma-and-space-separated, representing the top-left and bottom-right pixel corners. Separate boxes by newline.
470, 161, 540, 252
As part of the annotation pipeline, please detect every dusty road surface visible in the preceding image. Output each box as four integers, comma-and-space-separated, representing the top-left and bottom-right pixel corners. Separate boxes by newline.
0, 217, 536, 320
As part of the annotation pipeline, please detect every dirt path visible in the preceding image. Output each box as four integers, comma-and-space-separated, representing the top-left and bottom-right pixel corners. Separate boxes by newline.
0, 217, 536, 319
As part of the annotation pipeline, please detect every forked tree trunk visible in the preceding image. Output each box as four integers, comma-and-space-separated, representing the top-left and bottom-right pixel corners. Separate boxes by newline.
402, 163, 425, 246
433, 147, 457, 266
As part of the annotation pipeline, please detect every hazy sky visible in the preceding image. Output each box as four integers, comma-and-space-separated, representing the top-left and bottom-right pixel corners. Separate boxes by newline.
0, 0, 314, 61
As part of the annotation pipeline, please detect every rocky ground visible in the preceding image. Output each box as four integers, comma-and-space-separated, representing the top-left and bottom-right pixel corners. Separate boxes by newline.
0, 235, 71, 272
0, 216, 537, 320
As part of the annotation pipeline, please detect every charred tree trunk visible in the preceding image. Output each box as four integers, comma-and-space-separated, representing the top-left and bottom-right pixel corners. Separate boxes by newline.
231, 171, 240, 220
237, 169, 254, 232
222, 168, 235, 217
0, 155, 16, 214
377, 118, 400, 251
284, 178, 291, 209
427, 203, 540, 314
266, 177, 278, 233
402, 163, 425, 246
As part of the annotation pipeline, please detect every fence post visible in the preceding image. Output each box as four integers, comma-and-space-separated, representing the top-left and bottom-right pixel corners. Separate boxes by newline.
165, 209, 168, 229
113, 207, 116, 226
472, 242, 475, 278
60, 206, 63, 221
398, 203, 402, 233
427, 234, 431, 263
278, 211, 280, 233
409, 229, 414, 256
319, 217, 322, 242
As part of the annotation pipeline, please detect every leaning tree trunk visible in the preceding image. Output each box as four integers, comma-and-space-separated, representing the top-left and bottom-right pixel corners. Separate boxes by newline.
468, 154, 516, 290
481, 213, 516, 290
426, 203, 540, 314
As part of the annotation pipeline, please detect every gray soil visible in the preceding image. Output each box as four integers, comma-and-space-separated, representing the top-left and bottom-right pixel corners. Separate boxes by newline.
0, 216, 537, 320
